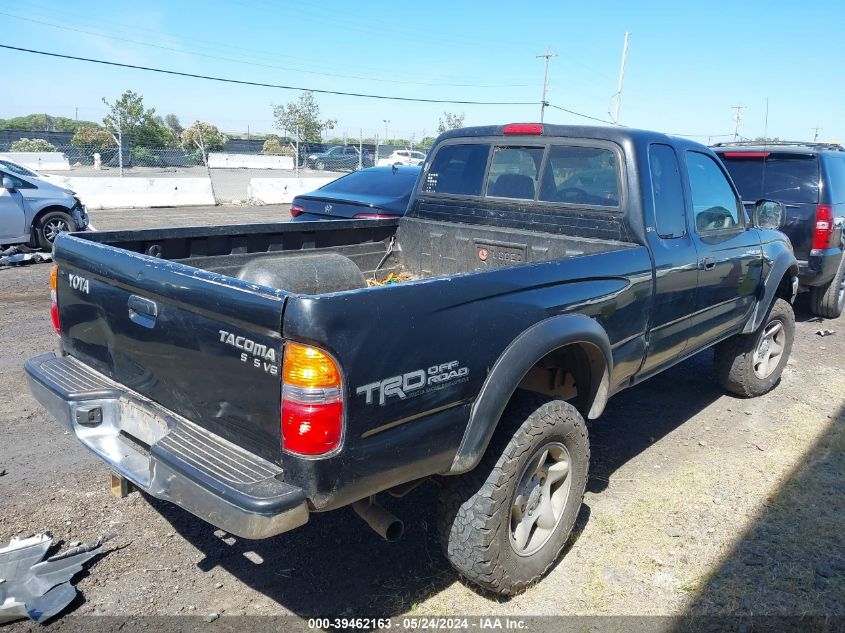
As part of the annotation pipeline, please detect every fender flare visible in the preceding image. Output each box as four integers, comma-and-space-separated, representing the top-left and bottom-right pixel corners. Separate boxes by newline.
743, 248, 799, 333
448, 314, 612, 474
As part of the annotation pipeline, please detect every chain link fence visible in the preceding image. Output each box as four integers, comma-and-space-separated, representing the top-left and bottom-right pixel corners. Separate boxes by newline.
0, 141, 418, 173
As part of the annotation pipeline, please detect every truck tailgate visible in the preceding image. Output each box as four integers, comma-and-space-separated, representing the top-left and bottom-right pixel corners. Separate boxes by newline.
53, 234, 286, 463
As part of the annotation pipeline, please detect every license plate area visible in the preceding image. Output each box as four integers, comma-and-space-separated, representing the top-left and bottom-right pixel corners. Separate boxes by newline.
119, 398, 170, 447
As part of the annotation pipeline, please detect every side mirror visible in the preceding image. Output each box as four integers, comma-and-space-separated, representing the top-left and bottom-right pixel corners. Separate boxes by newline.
752, 199, 785, 230
2, 176, 15, 190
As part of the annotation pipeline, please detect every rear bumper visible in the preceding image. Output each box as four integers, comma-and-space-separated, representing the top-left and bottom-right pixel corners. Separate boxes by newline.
25, 353, 308, 539
798, 247, 843, 288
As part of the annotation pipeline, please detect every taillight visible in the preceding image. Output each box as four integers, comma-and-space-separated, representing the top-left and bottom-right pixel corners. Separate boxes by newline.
503, 123, 543, 135
812, 204, 835, 251
289, 204, 305, 218
352, 213, 399, 219
49, 264, 60, 335
281, 342, 343, 456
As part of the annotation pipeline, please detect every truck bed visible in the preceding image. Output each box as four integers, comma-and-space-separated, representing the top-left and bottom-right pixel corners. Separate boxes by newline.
77, 218, 636, 295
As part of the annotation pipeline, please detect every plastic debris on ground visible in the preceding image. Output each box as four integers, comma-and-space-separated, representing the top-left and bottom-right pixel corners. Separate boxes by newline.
367, 272, 414, 287
0, 532, 115, 624
0, 245, 52, 267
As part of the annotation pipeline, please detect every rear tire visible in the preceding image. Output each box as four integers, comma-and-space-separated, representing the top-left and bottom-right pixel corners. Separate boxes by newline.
714, 298, 795, 397
315, 160, 326, 171
35, 211, 76, 251
809, 256, 845, 319
438, 393, 589, 595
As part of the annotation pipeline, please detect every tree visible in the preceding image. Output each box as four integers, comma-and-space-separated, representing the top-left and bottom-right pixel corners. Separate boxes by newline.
102, 90, 177, 148
436, 112, 465, 134
9, 138, 56, 152
181, 121, 228, 160
262, 138, 293, 156
272, 92, 337, 143
420, 136, 437, 147
71, 126, 118, 149
0, 114, 100, 132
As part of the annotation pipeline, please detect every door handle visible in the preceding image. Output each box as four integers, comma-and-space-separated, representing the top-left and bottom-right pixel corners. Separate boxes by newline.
700, 256, 716, 271
128, 294, 158, 328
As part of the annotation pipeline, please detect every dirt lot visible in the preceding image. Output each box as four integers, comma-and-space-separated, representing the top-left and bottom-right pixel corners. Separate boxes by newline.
1, 206, 842, 627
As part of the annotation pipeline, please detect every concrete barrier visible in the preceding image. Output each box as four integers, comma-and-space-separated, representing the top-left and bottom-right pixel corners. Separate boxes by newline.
248, 177, 339, 205
208, 153, 294, 170
0, 152, 70, 171
47, 177, 216, 209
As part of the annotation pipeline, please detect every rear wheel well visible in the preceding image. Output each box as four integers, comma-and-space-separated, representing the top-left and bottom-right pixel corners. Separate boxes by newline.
516, 341, 608, 418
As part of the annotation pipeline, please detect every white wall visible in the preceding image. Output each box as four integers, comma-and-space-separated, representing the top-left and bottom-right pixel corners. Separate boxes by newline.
208, 153, 294, 170
248, 177, 339, 205
48, 177, 216, 209
0, 152, 71, 171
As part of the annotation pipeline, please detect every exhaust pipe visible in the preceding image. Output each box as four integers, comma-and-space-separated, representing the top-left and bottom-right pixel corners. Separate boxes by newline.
352, 499, 404, 542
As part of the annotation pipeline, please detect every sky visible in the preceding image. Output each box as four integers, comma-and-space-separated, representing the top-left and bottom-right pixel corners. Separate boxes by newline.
1, 0, 842, 143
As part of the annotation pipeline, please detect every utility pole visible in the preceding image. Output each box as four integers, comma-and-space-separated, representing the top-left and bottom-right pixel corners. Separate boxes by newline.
383, 119, 390, 146
610, 31, 630, 125
75, 107, 78, 121
536, 48, 556, 123
116, 112, 123, 178
812, 125, 822, 142
731, 104, 746, 141
358, 128, 363, 170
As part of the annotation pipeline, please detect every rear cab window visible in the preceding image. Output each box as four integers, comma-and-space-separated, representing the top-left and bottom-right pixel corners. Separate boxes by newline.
421, 140, 621, 207
718, 152, 820, 204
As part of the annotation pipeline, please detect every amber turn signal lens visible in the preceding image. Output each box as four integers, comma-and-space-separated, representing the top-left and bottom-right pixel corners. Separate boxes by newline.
282, 342, 341, 388
49, 264, 58, 291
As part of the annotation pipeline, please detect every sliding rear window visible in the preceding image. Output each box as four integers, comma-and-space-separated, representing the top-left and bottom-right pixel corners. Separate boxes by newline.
423, 140, 621, 207
423, 143, 490, 196
719, 153, 819, 204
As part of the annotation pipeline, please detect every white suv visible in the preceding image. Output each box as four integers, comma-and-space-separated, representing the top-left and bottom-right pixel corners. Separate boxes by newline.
379, 150, 427, 167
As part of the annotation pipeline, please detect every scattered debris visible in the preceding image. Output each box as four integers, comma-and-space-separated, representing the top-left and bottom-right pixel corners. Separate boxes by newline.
665, 527, 683, 538
0, 469, 6, 477
367, 272, 414, 287
754, 443, 766, 452
698, 440, 708, 447
204, 612, 220, 623
816, 328, 836, 337
0, 532, 116, 624
0, 245, 52, 267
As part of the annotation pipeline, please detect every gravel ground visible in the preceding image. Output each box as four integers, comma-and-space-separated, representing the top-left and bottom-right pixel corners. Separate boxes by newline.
0, 208, 842, 627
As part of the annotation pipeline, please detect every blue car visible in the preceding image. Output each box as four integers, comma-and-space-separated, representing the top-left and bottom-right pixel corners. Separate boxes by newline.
290, 165, 421, 221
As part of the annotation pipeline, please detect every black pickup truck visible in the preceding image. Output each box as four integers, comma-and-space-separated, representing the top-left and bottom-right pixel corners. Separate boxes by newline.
26, 124, 798, 595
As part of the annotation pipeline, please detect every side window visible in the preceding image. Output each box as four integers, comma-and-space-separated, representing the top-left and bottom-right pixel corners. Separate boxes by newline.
0, 172, 34, 189
686, 151, 741, 232
824, 155, 845, 204
486, 146, 544, 199
538, 145, 620, 207
648, 144, 686, 238
423, 143, 490, 196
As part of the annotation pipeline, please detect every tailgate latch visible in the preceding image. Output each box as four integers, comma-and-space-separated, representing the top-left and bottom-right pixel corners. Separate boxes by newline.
128, 295, 158, 329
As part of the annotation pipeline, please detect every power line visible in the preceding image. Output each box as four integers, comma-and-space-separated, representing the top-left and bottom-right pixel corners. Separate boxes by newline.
547, 103, 615, 125
0, 44, 537, 105
0, 11, 531, 89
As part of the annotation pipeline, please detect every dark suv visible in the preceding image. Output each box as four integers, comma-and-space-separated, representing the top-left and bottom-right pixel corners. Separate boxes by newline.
714, 142, 845, 317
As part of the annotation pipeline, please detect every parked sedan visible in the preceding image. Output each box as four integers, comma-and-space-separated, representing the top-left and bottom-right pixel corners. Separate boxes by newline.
306, 146, 374, 171
290, 165, 420, 221
0, 169, 90, 250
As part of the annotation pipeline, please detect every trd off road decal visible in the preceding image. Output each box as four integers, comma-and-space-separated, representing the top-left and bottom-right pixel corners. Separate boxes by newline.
356, 360, 469, 406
